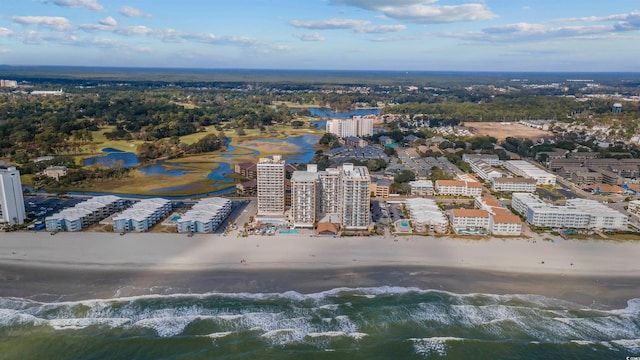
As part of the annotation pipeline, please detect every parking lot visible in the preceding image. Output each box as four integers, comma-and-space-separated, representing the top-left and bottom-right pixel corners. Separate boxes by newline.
24, 195, 85, 221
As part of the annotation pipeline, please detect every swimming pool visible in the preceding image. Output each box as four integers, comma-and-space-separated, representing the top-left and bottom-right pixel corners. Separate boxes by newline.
171, 215, 181, 221
400, 222, 409, 227
279, 229, 300, 235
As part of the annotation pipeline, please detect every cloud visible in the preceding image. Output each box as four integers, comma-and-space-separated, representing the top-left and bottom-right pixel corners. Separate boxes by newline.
446, 10, 640, 42
99, 16, 117, 27
330, 0, 496, 24
114, 25, 153, 36
12, 16, 72, 31
289, 18, 405, 33
293, 32, 326, 41
378, 4, 496, 23
0, 27, 13, 37
120, 6, 150, 17
330, 0, 431, 10
38, 0, 104, 12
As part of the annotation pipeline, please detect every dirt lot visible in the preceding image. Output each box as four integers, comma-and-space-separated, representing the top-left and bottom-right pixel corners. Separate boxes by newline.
462, 122, 551, 141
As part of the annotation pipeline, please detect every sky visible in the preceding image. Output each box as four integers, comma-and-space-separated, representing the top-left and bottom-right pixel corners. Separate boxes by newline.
0, 0, 639, 72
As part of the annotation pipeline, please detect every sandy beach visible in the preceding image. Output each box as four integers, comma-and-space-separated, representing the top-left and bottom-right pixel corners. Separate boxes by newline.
1, 231, 639, 307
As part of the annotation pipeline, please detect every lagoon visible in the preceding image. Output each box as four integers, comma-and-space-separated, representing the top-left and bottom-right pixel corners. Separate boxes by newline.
83, 148, 139, 167
83, 134, 321, 183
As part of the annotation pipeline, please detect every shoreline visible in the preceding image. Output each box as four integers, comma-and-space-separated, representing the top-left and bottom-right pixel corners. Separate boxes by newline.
1, 231, 639, 307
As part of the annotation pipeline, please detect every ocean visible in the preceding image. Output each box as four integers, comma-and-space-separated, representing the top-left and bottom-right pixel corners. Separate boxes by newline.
1, 287, 638, 359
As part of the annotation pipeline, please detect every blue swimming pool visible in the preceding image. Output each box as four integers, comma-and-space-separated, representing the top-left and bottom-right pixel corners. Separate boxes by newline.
280, 229, 300, 235
400, 222, 409, 227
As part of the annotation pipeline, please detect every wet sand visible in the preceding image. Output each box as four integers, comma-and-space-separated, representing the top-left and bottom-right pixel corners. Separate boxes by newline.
1, 231, 639, 307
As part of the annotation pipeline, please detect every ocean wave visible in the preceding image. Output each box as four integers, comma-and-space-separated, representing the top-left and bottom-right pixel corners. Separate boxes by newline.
205, 331, 233, 339
48, 317, 131, 330
411, 337, 465, 358
1, 291, 639, 349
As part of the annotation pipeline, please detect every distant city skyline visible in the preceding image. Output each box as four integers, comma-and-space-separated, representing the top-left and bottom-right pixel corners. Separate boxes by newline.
0, 1, 639, 72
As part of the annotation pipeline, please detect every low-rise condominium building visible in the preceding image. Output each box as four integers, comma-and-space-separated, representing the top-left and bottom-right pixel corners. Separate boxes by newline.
405, 198, 448, 234
46, 195, 126, 232
176, 197, 233, 233
113, 198, 172, 232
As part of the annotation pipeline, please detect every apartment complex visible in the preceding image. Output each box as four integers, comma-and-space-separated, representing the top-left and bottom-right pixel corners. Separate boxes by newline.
112, 198, 172, 232
490, 177, 537, 193
370, 177, 391, 198
512, 193, 627, 230
325, 116, 374, 138
462, 154, 501, 166
474, 196, 522, 236
0, 167, 26, 225
291, 165, 320, 228
409, 180, 434, 196
176, 197, 232, 233
405, 198, 448, 234
463, 154, 504, 182
450, 209, 490, 234
340, 164, 371, 230
435, 180, 482, 197
257, 155, 286, 217
504, 160, 556, 185
628, 200, 640, 216
46, 195, 126, 232
288, 163, 371, 230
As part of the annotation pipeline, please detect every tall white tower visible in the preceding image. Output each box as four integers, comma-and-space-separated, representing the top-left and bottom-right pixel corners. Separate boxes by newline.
340, 164, 371, 230
0, 167, 26, 225
256, 155, 286, 217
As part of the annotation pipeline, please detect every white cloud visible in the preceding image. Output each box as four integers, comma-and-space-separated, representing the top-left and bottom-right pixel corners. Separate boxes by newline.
99, 16, 117, 27
379, 4, 497, 23
12, 16, 72, 31
0, 48, 11, 54
330, 0, 431, 10
330, 0, 495, 24
293, 32, 326, 41
114, 25, 153, 36
0, 27, 13, 36
446, 10, 640, 42
120, 6, 150, 17
289, 18, 405, 33
39, 0, 104, 12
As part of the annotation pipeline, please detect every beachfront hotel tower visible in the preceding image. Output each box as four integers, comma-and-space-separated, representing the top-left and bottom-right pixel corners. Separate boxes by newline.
257, 155, 286, 217
291, 164, 319, 228
339, 164, 371, 230
0, 166, 26, 225
318, 167, 341, 215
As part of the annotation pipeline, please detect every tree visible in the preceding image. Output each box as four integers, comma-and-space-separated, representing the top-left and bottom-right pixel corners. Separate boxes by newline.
395, 170, 416, 183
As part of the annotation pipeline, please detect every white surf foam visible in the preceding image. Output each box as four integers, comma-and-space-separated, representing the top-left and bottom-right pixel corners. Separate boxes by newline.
411, 337, 464, 358
206, 331, 233, 339
48, 317, 130, 331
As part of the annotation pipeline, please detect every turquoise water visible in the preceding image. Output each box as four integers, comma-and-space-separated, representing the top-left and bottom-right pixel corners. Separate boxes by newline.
1, 288, 638, 359
401, 222, 409, 227
280, 229, 300, 235
171, 215, 181, 221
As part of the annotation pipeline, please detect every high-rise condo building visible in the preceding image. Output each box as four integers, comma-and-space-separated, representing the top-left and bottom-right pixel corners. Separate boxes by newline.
318, 167, 341, 215
291, 164, 319, 228
257, 155, 286, 217
0, 167, 26, 225
340, 164, 371, 230
325, 116, 374, 138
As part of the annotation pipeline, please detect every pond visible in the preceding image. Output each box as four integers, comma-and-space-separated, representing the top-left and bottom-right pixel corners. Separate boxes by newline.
83, 134, 321, 186
83, 148, 139, 167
